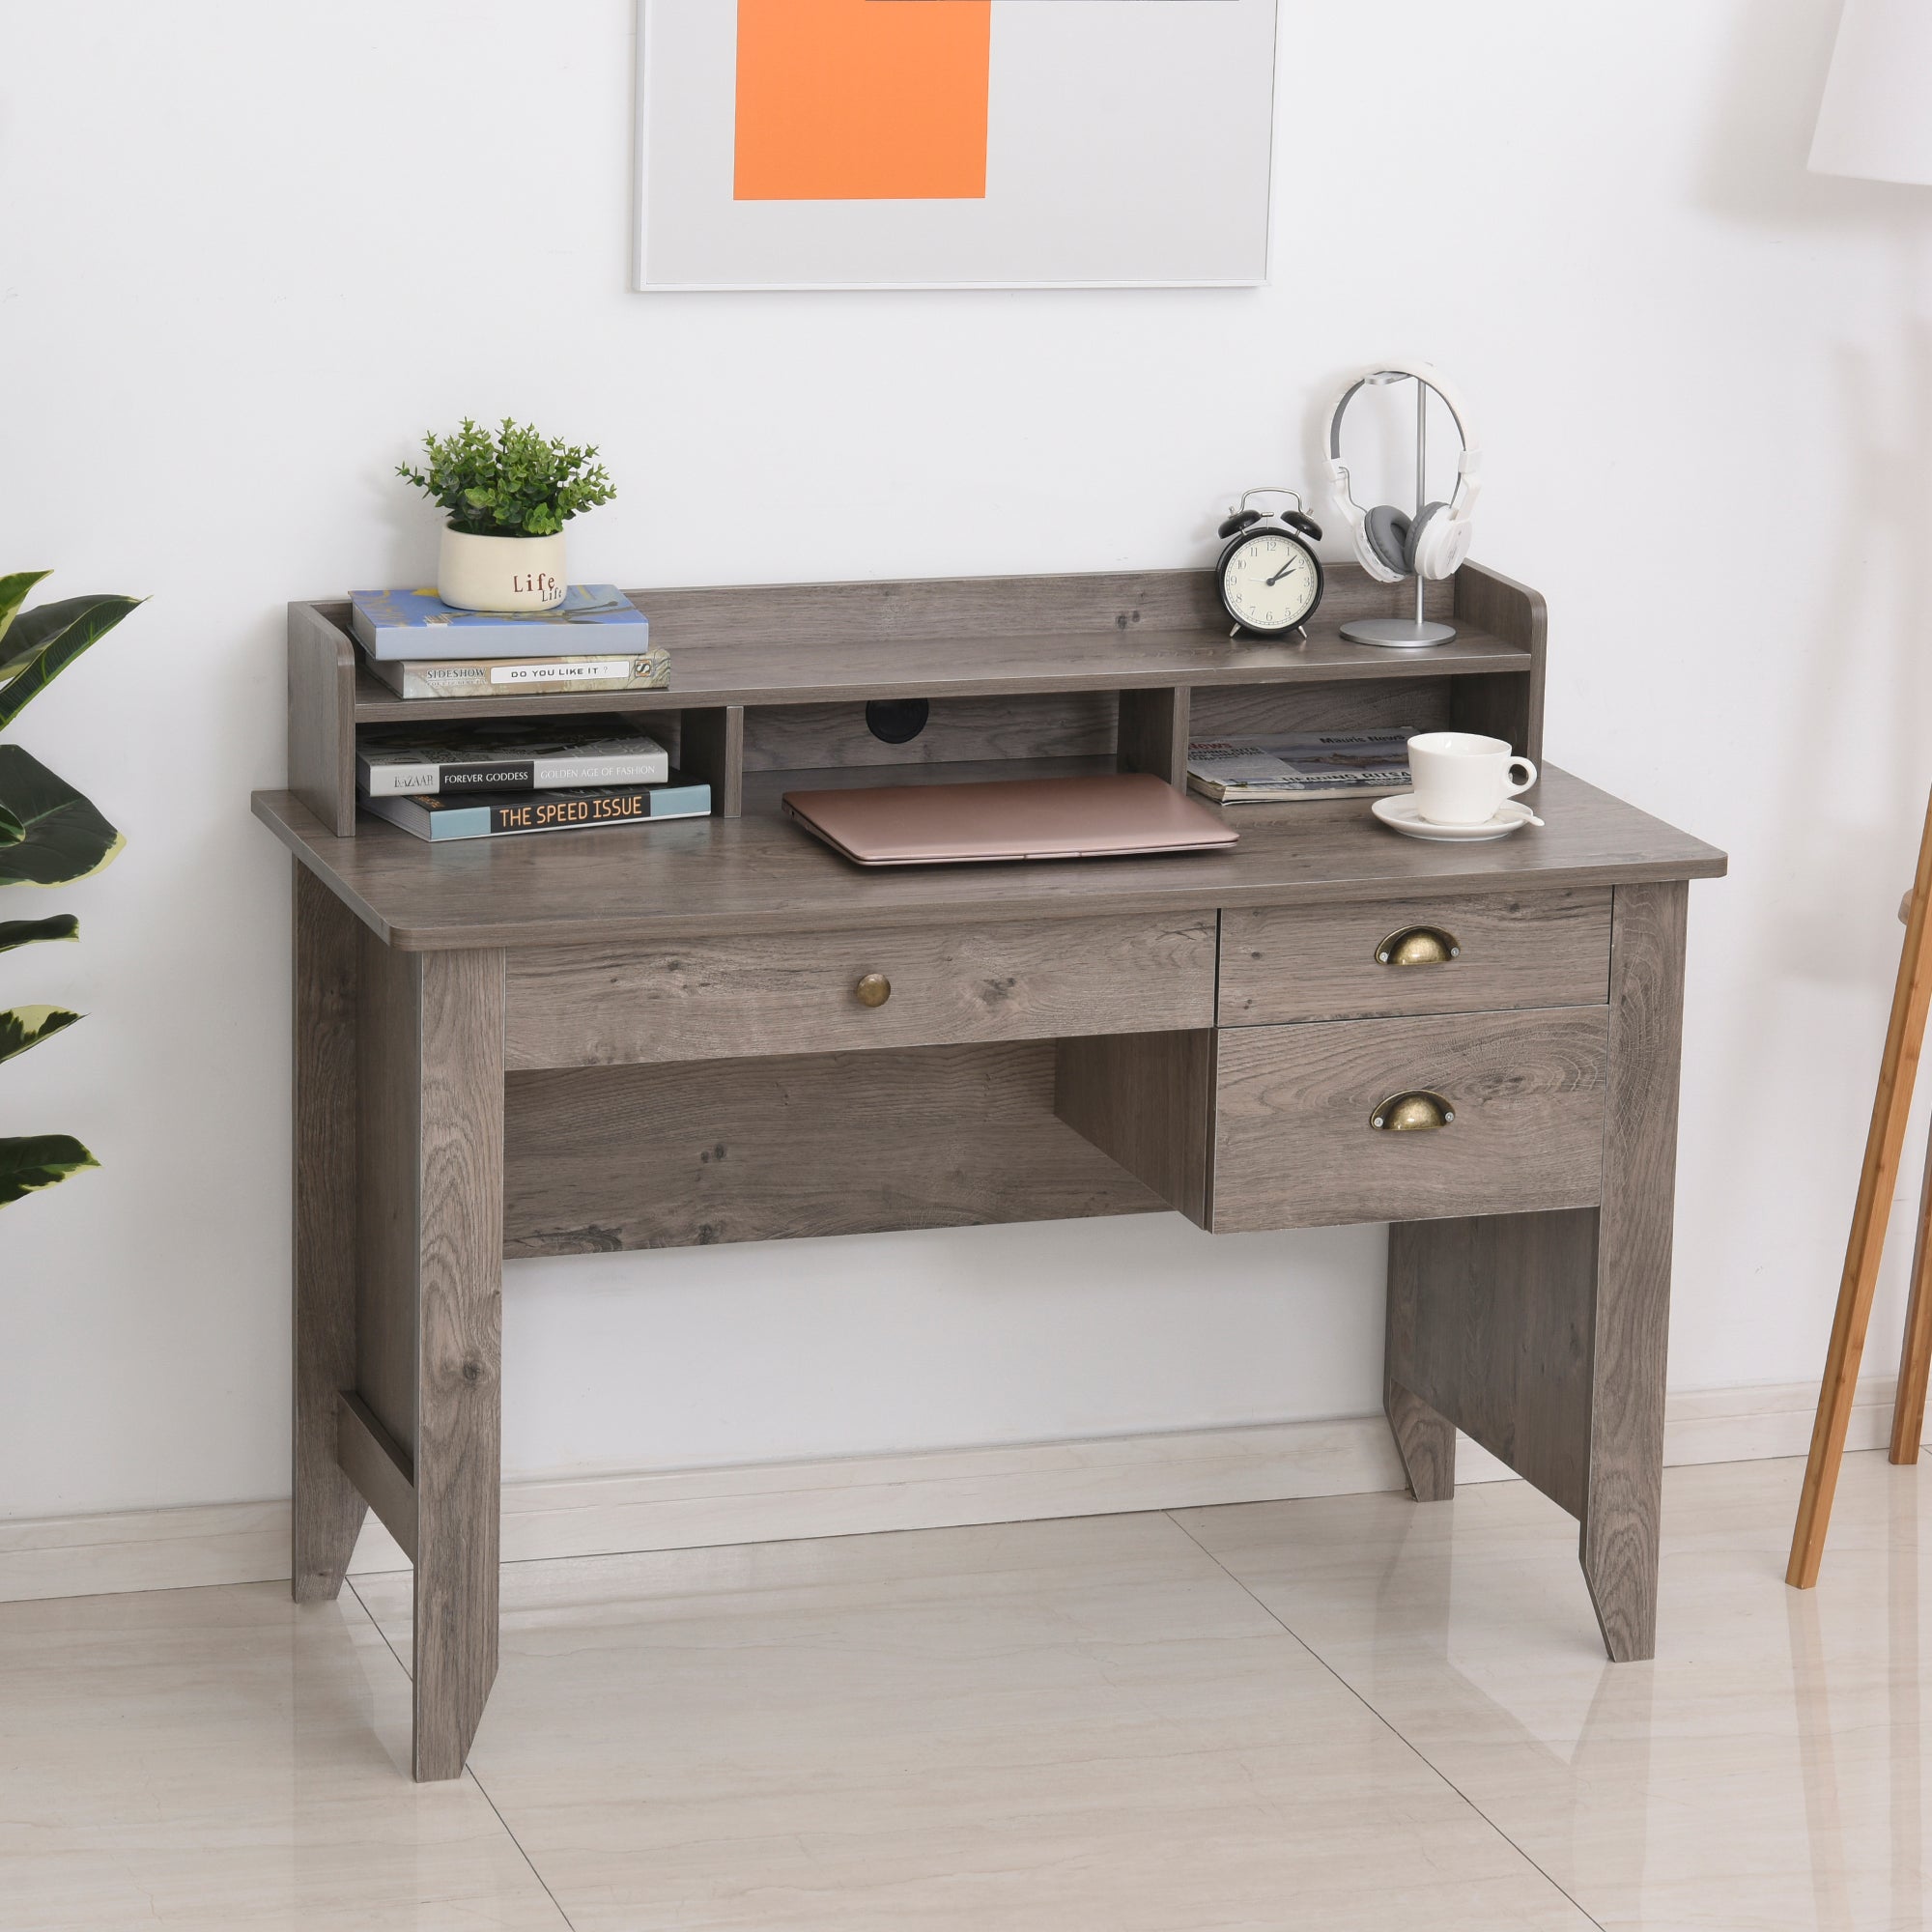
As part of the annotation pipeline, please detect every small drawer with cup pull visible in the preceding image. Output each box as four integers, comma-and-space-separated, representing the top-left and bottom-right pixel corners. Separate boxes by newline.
502, 913, 1218, 1070
1217, 889, 1611, 1026
1207, 1006, 1608, 1232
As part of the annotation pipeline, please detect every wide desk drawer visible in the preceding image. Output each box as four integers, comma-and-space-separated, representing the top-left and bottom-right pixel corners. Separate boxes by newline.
1219, 889, 1610, 1024
504, 913, 1218, 1070
1210, 1007, 1608, 1232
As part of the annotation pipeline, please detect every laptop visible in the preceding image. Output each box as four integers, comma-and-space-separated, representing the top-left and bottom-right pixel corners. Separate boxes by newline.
781, 772, 1238, 867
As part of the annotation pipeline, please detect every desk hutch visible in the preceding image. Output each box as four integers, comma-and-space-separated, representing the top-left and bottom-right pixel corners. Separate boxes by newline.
253, 560, 1724, 1779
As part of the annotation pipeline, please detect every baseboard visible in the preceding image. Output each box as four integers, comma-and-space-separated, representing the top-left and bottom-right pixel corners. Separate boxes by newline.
0, 1377, 1900, 1605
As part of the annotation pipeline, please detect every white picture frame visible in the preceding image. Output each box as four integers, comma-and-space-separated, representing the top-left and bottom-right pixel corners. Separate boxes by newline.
634, 0, 1279, 294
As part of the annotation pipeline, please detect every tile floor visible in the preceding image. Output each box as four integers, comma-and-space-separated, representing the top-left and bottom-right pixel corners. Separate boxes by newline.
3, 1449, 1928, 1929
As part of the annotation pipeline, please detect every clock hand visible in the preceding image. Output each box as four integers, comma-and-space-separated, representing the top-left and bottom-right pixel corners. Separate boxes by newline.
1265, 559, 1300, 585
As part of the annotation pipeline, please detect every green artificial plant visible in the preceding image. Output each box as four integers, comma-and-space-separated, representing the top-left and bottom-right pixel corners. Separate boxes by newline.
398, 417, 616, 537
0, 571, 140, 1207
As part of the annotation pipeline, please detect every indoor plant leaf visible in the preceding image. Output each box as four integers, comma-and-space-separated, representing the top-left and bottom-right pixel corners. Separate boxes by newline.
0, 571, 51, 651
0, 745, 124, 886
0, 1004, 81, 1065
0, 591, 143, 731
0, 1133, 98, 1208
0, 914, 79, 952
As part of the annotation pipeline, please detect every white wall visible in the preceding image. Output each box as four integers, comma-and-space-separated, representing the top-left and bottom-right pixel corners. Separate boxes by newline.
2, 0, 1922, 1519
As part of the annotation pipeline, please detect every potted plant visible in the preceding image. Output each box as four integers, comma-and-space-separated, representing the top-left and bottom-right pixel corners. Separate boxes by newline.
398, 417, 616, 613
0, 572, 139, 1207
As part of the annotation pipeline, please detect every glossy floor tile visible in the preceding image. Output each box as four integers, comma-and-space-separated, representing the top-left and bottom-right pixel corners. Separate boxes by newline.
0, 1581, 565, 1930
1178, 1450, 1932, 1932
11, 1454, 1932, 1929
355, 1510, 1592, 1931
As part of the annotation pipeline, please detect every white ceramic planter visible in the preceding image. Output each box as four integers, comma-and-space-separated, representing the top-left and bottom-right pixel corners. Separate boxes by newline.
437, 528, 567, 612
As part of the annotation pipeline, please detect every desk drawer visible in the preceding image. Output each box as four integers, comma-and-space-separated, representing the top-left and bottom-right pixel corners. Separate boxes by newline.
1219, 890, 1610, 1025
1210, 1008, 1607, 1232
504, 913, 1218, 1070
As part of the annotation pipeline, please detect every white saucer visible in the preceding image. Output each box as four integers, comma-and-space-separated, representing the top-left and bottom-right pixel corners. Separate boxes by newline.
1371, 795, 1543, 842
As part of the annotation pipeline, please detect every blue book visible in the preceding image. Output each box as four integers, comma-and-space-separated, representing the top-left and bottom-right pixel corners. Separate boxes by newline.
349, 584, 649, 662
360, 777, 710, 842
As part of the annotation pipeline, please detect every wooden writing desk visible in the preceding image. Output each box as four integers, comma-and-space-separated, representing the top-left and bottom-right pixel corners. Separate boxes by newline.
254, 563, 1724, 1778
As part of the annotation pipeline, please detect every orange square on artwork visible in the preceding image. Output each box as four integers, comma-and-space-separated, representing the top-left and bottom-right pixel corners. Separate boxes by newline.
734, 0, 991, 201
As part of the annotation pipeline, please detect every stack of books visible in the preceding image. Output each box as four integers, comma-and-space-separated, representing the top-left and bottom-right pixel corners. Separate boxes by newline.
1185, 727, 1418, 805
349, 586, 705, 841
349, 584, 668, 698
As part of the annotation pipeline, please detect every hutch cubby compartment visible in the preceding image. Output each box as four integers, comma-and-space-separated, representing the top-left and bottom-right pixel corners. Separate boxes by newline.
285, 559, 1543, 840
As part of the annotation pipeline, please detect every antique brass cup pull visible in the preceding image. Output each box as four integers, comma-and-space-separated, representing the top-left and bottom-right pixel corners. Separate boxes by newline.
1370, 1091, 1455, 1132
854, 973, 893, 1008
1377, 925, 1461, 967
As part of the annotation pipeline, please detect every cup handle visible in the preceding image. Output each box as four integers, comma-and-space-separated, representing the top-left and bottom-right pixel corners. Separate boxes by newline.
1505, 756, 1537, 798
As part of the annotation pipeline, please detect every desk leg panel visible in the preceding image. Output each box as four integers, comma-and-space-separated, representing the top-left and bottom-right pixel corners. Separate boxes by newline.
292, 865, 367, 1603
1580, 879, 1688, 1663
356, 938, 506, 1781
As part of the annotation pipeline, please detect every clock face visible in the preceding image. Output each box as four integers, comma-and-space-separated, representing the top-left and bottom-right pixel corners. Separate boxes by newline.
1220, 529, 1321, 634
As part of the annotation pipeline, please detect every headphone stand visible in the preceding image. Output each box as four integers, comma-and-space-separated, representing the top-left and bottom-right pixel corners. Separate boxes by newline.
1339, 374, 1458, 649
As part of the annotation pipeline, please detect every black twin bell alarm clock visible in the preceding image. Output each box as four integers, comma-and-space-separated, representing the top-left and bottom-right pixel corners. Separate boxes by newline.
1214, 487, 1324, 639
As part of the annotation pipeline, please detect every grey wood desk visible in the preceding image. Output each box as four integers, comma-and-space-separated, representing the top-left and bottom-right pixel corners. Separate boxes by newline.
255, 562, 1723, 1778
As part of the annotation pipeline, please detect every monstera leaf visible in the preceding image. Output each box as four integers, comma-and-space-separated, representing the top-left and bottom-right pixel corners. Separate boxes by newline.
0, 1134, 98, 1207
0, 590, 142, 731
0, 1005, 81, 1065
0, 746, 122, 887
0, 915, 77, 952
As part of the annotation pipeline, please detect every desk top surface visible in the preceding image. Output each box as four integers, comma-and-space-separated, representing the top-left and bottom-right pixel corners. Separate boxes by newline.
254, 762, 1726, 952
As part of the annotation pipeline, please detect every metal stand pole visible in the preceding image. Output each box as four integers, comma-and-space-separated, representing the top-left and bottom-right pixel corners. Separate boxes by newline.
1340, 375, 1459, 650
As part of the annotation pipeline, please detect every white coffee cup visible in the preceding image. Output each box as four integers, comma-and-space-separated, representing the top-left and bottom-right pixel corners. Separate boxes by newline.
1405, 731, 1537, 826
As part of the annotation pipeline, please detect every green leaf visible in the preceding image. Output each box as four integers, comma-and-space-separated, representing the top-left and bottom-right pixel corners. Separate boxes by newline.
0, 572, 51, 652
0, 1134, 99, 1208
0, 1005, 80, 1065
0, 746, 123, 887
0, 915, 78, 952
0, 591, 143, 732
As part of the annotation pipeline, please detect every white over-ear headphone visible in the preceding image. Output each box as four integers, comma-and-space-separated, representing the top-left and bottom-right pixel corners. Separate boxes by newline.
1327, 361, 1483, 584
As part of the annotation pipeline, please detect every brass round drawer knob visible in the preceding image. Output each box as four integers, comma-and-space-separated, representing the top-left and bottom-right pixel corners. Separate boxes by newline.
1371, 1091, 1455, 1132
1377, 925, 1461, 967
854, 973, 892, 1009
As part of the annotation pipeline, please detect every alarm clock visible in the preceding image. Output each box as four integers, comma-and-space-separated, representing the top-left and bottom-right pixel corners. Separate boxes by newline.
1215, 488, 1325, 639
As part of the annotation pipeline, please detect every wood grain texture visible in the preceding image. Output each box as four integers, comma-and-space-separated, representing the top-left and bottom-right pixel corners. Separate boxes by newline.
1210, 1008, 1608, 1233
336, 1392, 416, 1562
410, 949, 505, 1781
1889, 1120, 1932, 1460
257, 765, 1726, 953
504, 913, 1216, 1070
1116, 685, 1191, 790
503, 1043, 1168, 1258
1452, 562, 1548, 767
1794, 787, 1932, 1580
680, 704, 744, 819
1387, 1208, 1601, 1520
1218, 890, 1610, 1026
1383, 1380, 1456, 1503
1053, 1029, 1216, 1226
1582, 881, 1687, 1661
355, 929, 423, 1453
744, 691, 1116, 772
1188, 676, 1455, 743
291, 864, 365, 1602
288, 602, 357, 838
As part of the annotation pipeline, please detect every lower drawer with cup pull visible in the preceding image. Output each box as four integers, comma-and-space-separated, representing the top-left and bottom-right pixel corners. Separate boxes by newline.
1218, 889, 1611, 1025
503, 913, 1218, 1070
1208, 1006, 1608, 1231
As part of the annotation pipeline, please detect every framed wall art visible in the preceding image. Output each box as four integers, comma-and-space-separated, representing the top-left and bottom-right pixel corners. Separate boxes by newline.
634, 0, 1279, 293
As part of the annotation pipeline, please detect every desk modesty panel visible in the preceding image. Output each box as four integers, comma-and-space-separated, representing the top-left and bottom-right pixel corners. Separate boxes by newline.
263, 560, 1724, 1781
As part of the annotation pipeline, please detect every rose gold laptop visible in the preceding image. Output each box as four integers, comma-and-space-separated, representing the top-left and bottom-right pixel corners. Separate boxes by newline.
781, 772, 1238, 867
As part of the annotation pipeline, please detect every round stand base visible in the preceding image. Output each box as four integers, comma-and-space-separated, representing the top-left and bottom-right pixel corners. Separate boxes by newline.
1340, 616, 1458, 649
